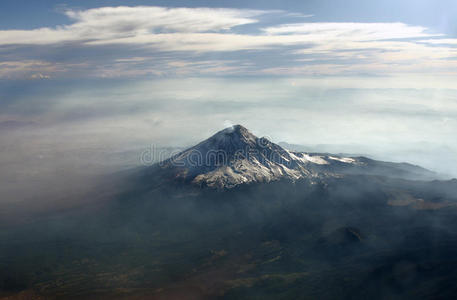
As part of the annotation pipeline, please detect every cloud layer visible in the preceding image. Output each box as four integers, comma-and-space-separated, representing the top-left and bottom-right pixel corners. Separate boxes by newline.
0, 5, 457, 79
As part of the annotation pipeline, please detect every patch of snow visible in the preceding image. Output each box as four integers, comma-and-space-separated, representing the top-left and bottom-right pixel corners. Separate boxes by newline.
303, 154, 329, 165
328, 156, 356, 164
288, 151, 328, 165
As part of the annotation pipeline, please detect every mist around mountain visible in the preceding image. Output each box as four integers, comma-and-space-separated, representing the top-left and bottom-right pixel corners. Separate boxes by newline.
153, 125, 439, 188
278, 141, 457, 180
1, 125, 457, 299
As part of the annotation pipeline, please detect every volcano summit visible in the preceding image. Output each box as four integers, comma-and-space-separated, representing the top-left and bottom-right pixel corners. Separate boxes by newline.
155, 125, 435, 189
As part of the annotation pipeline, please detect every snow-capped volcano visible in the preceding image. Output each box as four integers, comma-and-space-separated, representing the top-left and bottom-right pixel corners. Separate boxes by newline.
156, 125, 436, 189
159, 125, 343, 188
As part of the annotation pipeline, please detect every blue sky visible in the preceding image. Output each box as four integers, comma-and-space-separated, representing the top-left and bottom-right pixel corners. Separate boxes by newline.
1, 0, 457, 176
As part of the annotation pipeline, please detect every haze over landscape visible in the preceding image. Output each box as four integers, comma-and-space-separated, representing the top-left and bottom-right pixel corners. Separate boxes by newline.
2, 1, 457, 299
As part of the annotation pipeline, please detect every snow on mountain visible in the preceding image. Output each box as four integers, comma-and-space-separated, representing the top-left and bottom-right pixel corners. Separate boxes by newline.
328, 156, 356, 164
154, 125, 437, 189
158, 125, 358, 188
288, 151, 330, 165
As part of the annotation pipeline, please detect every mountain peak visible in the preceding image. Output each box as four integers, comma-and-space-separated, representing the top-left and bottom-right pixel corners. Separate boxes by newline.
208, 124, 256, 146
222, 124, 250, 136
159, 125, 312, 188
157, 125, 366, 189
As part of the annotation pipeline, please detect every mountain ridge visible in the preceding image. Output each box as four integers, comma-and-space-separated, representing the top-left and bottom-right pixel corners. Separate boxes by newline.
155, 125, 437, 189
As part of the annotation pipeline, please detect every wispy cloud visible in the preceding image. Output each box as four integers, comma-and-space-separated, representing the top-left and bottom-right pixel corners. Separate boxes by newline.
262, 22, 437, 39
0, 60, 55, 79
419, 38, 457, 45
0, 6, 267, 45
0, 6, 457, 79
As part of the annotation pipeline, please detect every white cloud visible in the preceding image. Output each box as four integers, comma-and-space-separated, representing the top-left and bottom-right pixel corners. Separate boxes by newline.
262, 22, 438, 40
0, 60, 89, 79
0, 60, 55, 78
259, 23, 457, 76
419, 38, 457, 45
0, 6, 266, 45
86, 32, 312, 51
30, 73, 51, 80
65, 6, 265, 33
0, 6, 457, 78
286, 39, 457, 75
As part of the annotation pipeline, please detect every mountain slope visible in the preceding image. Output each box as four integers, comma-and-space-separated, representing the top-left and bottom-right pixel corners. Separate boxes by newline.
158, 125, 312, 188
1, 125, 456, 299
156, 125, 438, 188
